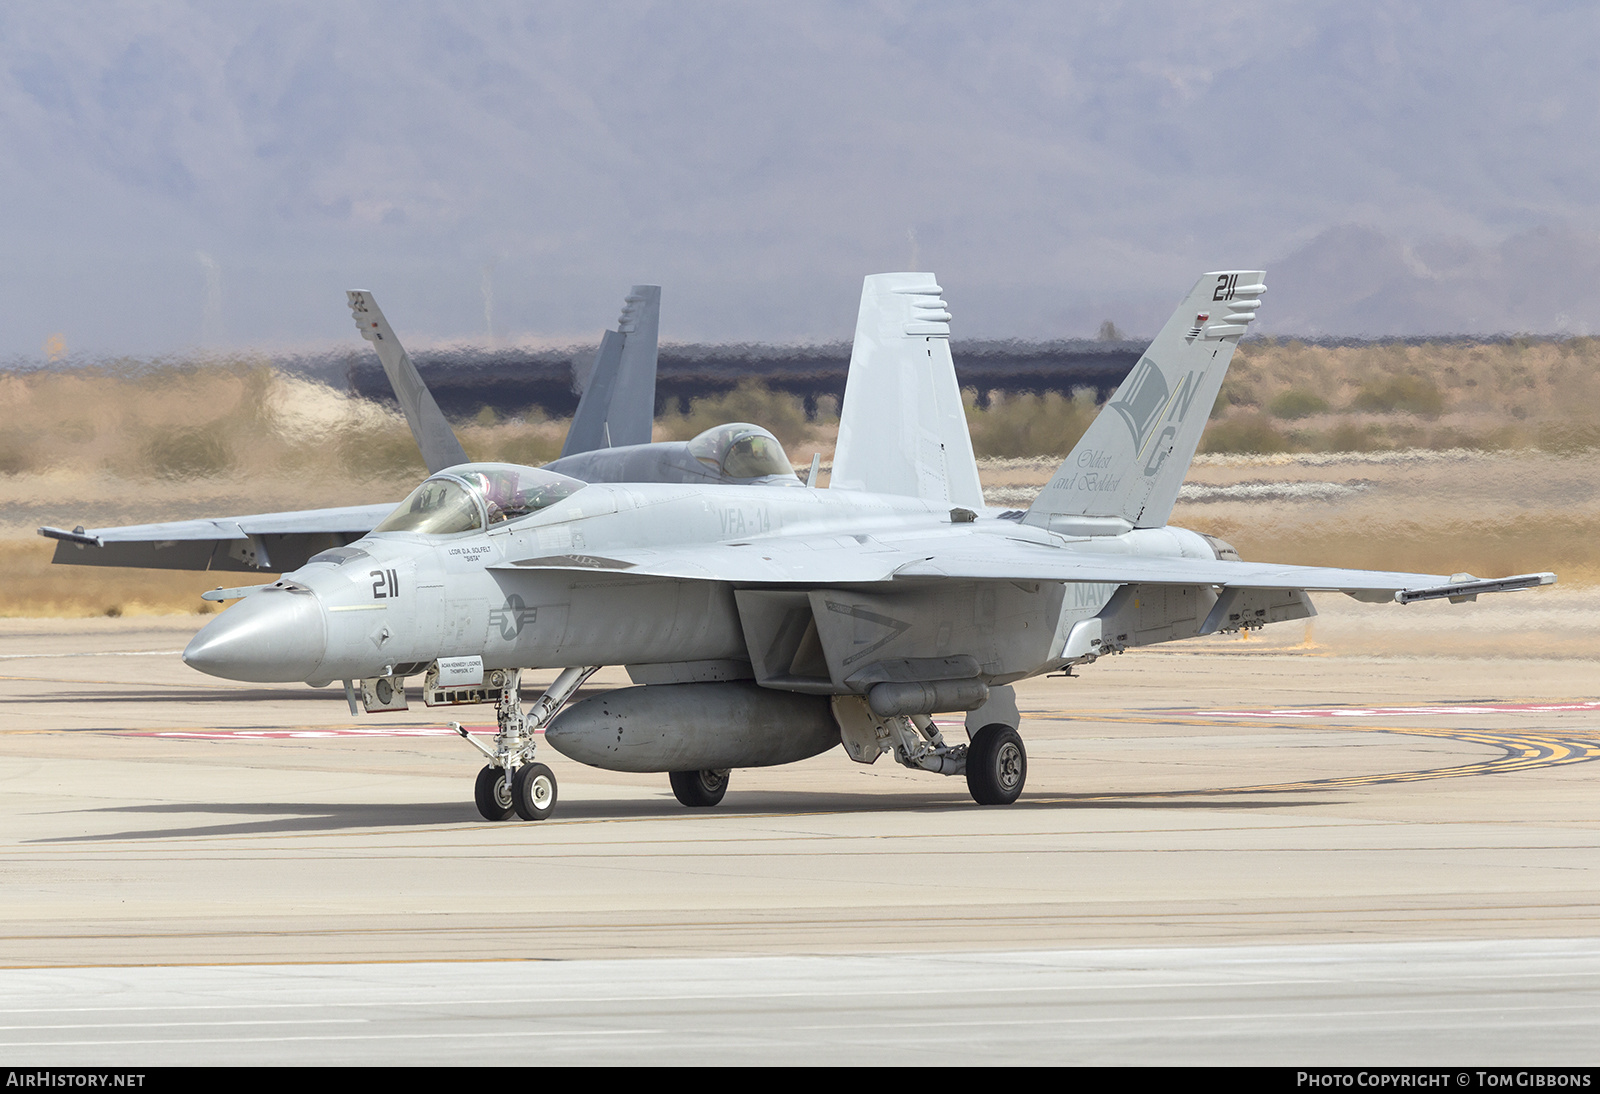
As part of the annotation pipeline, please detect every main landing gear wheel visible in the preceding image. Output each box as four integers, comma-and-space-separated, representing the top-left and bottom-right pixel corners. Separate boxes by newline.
512, 762, 558, 821
966, 724, 1026, 805
669, 769, 730, 807
475, 764, 515, 821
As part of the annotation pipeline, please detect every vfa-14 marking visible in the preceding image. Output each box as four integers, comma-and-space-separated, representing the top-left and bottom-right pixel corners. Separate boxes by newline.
181, 270, 1556, 821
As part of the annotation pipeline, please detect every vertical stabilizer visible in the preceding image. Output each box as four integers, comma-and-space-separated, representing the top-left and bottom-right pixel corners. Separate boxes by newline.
563, 330, 624, 457
561, 285, 660, 457
346, 291, 470, 473
1023, 271, 1265, 532
830, 273, 984, 510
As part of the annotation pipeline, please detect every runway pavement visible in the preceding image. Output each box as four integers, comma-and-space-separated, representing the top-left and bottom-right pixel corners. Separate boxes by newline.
1, 591, 1596, 1063
3, 940, 1599, 1066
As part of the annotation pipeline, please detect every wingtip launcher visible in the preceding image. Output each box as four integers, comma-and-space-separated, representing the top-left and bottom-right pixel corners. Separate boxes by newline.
1395, 572, 1557, 604
38, 525, 102, 547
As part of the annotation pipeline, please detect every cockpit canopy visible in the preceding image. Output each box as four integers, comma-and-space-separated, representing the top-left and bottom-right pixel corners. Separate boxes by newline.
373, 464, 584, 535
686, 423, 797, 481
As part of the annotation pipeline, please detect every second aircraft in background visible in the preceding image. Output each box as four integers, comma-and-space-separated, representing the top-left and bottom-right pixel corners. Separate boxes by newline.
39, 287, 805, 579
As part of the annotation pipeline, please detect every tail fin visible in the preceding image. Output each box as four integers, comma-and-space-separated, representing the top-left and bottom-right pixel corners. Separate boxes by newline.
831, 273, 983, 510
346, 291, 470, 473
1023, 271, 1265, 532
561, 285, 660, 457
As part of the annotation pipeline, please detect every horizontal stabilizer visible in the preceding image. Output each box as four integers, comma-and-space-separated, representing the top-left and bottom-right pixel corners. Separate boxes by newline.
347, 291, 470, 473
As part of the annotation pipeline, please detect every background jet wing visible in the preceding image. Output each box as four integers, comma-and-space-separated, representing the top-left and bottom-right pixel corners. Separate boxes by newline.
40, 503, 393, 573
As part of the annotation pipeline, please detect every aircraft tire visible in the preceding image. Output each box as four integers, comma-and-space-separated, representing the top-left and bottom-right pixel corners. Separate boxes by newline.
669, 769, 730, 807
475, 765, 515, 821
512, 762, 558, 821
966, 724, 1026, 805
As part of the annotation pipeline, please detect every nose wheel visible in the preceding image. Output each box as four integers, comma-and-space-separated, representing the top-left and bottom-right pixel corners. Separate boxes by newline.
474, 764, 515, 821
513, 763, 557, 820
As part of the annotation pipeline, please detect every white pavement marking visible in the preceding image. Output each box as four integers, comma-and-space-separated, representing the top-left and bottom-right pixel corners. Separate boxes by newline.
0, 650, 185, 660
1197, 701, 1600, 718
2, 940, 1598, 1066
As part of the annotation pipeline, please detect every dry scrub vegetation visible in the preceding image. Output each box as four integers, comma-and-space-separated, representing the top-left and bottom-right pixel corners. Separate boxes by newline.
1202, 337, 1600, 455
2, 338, 1596, 616
963, 338, 1600, 458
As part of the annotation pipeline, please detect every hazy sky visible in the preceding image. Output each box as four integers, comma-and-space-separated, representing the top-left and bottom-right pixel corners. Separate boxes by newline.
3, 2, 1598, 357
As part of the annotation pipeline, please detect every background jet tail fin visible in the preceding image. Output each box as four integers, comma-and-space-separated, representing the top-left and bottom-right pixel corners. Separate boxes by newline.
563, 329, 624, 457
346, 291, 470, 474
1022, 271, 1266, 532
830, 273, 984, 510
561, 285, 660, 457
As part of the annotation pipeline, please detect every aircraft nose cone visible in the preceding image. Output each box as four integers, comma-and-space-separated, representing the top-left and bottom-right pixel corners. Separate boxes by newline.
183, 589, 327, 682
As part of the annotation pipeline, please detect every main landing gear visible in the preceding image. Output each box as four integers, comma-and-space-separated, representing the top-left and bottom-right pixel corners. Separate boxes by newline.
965, 723, 1027, 805
669, 769, 730, 807
832, 697, 1029, 805
455, 665, 597, 822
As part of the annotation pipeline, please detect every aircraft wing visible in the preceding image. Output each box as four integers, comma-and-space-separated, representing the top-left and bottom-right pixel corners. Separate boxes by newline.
497, 530, 1555, 603
496, 533, 914, 585
886, 546, 1555, 602
40, 503, 393, 572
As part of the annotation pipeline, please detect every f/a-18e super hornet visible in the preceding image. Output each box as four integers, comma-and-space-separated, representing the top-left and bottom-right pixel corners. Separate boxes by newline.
180, 270, 1555, 821
38, 287, 805, 577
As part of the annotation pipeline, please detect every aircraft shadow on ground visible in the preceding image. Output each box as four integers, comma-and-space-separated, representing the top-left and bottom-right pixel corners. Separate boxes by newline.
31, 788, 1332, 842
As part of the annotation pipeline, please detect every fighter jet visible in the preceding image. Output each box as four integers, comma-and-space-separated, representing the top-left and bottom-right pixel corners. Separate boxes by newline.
179, 270, 1555, 821
38, 287, 803, 576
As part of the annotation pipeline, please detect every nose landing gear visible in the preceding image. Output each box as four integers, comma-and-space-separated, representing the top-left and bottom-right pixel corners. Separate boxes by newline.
454, 665, 597, 822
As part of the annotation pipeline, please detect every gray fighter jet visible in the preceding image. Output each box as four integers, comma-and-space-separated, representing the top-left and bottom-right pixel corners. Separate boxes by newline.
39, 287, 802, 576
180, 270, 1555, 821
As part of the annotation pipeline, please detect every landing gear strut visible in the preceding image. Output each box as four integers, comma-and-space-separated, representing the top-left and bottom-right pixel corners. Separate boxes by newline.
833, 698, 969, 776
455, 665, 597, 821
834, 697, 1027, 804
